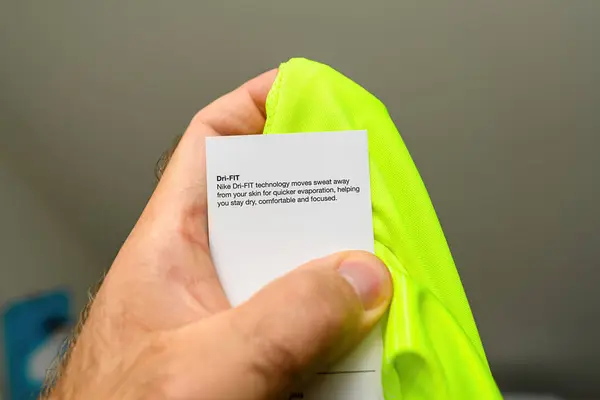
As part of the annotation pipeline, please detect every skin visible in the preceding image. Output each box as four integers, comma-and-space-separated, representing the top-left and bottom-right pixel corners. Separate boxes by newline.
44, 69, 393, 400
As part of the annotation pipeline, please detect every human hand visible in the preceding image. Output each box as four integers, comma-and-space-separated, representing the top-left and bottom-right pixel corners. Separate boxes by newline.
46, 69, 393, 400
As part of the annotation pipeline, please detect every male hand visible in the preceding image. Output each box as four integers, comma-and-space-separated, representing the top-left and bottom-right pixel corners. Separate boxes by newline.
47, 69, 392, 400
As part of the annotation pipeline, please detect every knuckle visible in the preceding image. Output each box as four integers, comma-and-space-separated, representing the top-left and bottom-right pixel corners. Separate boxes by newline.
230, 269, 359, 390
252, 327, 303, 383
287, 271, 351, 333
231, 313, 303, 390
287, 271, 325, 301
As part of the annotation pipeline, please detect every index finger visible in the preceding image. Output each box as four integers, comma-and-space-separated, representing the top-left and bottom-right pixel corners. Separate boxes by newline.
149, 69, 278, 244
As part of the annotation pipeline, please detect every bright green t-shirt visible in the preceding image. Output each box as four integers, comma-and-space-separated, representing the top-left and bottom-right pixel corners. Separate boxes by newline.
263, 58, 501, 400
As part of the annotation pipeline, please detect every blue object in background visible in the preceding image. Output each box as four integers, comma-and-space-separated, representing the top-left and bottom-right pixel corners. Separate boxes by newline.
2, 289, 71, 400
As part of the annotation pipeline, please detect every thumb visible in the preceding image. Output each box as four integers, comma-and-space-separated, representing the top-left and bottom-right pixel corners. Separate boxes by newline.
226, 251, 392, 398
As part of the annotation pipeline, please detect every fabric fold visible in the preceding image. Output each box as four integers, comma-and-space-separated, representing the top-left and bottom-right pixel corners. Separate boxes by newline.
263, 57, 500, 399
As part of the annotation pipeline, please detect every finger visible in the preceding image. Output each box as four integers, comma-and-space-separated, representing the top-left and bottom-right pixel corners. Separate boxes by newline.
117, 70, 278, 317
154, 66, 275, 182
174, 251, 392, 399
152, 68, 278, 245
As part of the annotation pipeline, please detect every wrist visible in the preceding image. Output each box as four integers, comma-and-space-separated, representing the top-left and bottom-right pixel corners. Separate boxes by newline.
44, 335, 161, 400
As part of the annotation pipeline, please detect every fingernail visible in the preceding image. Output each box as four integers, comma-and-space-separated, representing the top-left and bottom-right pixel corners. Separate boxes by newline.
338, 257, 389, 310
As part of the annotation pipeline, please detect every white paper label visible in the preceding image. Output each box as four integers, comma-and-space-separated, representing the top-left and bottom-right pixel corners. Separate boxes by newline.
206, 131, 383, 400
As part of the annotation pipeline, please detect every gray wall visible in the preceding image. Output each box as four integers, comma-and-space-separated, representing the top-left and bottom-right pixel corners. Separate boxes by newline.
1, 1, 599, 397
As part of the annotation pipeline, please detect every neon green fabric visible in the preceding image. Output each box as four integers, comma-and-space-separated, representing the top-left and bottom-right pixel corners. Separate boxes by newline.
263, 58, 501, 399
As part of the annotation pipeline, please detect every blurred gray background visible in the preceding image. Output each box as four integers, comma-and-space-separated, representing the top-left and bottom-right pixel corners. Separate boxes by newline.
1, 1, 598, 398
